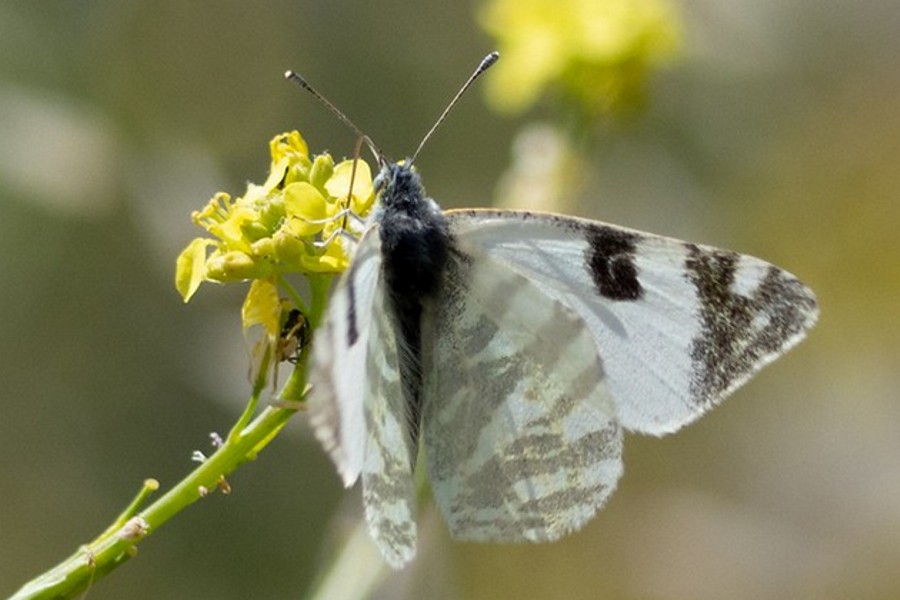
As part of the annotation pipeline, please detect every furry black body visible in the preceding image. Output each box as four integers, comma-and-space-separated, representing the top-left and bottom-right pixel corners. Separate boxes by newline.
376, 162, 450, 449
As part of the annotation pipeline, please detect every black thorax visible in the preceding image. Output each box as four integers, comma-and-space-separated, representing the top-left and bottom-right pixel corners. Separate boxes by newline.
376, 162, 450, 451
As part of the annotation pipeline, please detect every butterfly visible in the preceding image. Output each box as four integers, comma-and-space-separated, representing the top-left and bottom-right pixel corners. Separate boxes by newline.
297, 54, 819, 568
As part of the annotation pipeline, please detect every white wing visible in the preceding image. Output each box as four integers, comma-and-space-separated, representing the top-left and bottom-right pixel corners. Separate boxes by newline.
308, 229, 381, 485
308, 227, 418, 567
422, 247, 623, 542
359, 282, 418, 567
444, 209, 819, 436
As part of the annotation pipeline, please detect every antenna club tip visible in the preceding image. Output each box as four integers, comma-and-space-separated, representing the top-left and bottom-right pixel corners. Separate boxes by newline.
284, 70, 295, 79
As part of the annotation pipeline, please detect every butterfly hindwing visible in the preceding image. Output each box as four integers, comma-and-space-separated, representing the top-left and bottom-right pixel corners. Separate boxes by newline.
360, 276, 418, 567
422, 245, 623, 542
445, 209, 819, 436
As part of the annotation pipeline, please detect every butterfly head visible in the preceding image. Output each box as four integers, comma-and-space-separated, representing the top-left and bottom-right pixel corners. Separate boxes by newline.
372, 160, 429, 214
372, 157, 449, 299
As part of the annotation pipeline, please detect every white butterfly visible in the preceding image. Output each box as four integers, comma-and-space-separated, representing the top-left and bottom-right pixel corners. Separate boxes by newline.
299, 56, 819, 568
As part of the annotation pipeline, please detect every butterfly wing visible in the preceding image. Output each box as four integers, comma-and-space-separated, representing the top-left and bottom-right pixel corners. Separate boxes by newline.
308, 227, 418, 567
443, 209, 819, 436
421, 245, 623, 542
308, 229, 381, 486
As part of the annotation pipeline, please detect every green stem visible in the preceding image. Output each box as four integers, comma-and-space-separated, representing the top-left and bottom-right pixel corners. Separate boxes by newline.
94, 478, 160, 543
10, 400, 299, 600
229, 350, 269, 443
305, 274, 332, 330
277, 274, 308, 315
303, 520, 388, 600
11, 276, 335, 600
304, 463, 430, 600
278, 274, 331, 406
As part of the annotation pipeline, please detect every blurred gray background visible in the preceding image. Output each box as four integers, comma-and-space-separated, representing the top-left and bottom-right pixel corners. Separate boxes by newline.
1, 1, 898, 599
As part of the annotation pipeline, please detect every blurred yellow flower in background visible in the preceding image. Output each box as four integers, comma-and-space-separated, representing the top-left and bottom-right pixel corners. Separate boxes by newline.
480, 0, 681, 118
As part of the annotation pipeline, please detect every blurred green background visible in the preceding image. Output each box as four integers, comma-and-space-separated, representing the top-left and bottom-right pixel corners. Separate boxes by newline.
1, 1, 898, 599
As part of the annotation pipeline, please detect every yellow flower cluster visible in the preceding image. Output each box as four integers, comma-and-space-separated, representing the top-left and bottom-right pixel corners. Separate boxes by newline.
479, 0, 681, 117
175, 131, 374, 303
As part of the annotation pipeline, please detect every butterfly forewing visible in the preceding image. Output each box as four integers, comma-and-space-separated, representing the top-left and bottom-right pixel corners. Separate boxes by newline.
308, 228, 387, 485
422, 247, 623, 542
444, 209, 819, 436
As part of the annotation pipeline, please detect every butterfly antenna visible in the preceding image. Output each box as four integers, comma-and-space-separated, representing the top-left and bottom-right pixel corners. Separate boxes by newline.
284, 70, 384, 163
409, 51, 500, 166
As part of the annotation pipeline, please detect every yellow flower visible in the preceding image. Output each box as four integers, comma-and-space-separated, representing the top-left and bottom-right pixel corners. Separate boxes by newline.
479, 0, 681, 117
270, 130, 309, 167
175, 131, 375, 303
283, 182, 330, 237
175, 238, 217, 302
326, 159, 375, 216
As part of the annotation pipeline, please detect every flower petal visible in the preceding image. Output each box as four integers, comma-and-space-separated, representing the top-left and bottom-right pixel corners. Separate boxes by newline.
283, 182, 329, 237
242, 278, 281, 339
326, 159, 374, 214
175, 238, 217, 302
